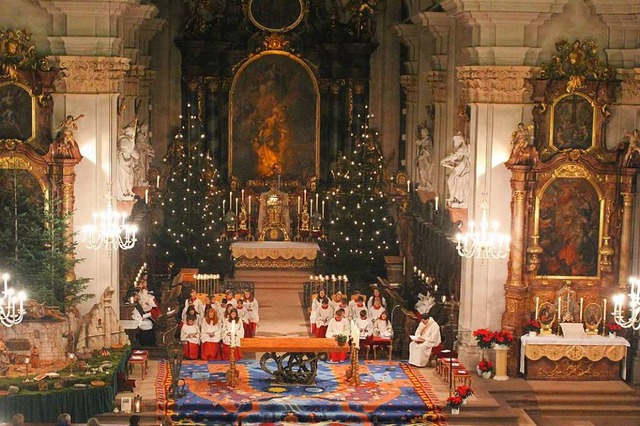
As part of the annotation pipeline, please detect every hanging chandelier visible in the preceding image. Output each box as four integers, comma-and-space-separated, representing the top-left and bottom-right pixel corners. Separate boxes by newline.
0, 273, 27, 327
612, 277, 640, 330
455, 197, 510, 260
81, 186, 138, 250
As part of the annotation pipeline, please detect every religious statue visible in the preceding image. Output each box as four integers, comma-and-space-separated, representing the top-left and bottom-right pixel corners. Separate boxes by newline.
258, 186, 291, 240
415, 124, 434, 191
52, 114, 84, 159
311, 211, 323, 233
238, 204, 248, 231
441, 132, 470, 208
620, 128, 640, 168
115, 124, 139, 200
506, 122, 536, 166
300, 201, 310, 232
30, 345, 40, 369
134, 122, 155, 187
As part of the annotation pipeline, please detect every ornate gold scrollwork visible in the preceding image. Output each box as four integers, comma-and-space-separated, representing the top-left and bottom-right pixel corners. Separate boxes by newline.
0, 29, 50, 80
262, 34, 291, 52
527, 235, 543, 273
525, 344, 625, 362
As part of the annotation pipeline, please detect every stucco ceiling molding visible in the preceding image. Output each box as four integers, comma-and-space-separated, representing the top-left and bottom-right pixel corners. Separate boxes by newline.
457, 65, 537, 104
50, 55, 130, 94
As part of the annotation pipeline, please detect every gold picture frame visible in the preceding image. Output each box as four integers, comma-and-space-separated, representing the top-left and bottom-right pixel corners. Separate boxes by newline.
247, 0, 306, 33
0, 81, 36, 147
549, 92, 596, 153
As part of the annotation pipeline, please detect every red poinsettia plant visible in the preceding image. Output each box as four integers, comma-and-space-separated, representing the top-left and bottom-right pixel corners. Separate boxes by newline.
491, 330, 514, 346
606, 322, 622, 333
455, 385, 474, 399
473, 328, 494, 349
477, 360, 493, 372
524, 319, 541, 333
447, 395, 464, 409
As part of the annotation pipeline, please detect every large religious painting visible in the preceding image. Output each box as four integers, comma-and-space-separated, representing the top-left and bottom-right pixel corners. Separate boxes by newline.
229, 51, 319, 182
0, 82, 35, 143
536, 177, 601, 278
550, 93, 595, 151
0, 166, 44, 213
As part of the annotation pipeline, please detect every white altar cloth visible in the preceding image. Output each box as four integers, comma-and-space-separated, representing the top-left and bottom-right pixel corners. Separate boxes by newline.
231, 241, 320, 260
520, 334, 630, 378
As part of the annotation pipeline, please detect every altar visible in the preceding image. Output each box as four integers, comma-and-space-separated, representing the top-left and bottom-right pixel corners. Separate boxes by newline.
231, 241, 319, 269
520, 335, 630, 381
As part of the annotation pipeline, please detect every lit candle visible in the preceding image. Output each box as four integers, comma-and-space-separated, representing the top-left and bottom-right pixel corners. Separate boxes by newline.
442, 295, 446, 303
229, 191, 233, 207
248, 196, 252, 216
310, 199, 314, 216
603, 298, 607, 324
235, 197, 239, 216
156, 175, 160, 187
402, 256, 406, 277
315, 193, 319, 211
241, 189, 245, 202
322, 200, 325, 218
230, 320, 236, 347
413, 266, 417, 273
434, 284, 438, 292
223, 199, 226, 213
579, 297, 584, 321
535, 297, 539, 320
297, 196, 301, 215
303, 189, 307, 203
407, 180, 411, 193
435, 196, 439, 211
145, 189, 149, 204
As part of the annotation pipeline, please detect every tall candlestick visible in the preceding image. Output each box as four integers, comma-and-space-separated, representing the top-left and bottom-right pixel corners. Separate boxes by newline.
322, 200, 325, 218
579, 297, 584, 321
303, 189, 307, 203
248, 195, 252, 216
535, 297, 539, 320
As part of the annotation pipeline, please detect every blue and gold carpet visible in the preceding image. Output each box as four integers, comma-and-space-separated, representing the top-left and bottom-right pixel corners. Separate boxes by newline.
158, 359, 447, 425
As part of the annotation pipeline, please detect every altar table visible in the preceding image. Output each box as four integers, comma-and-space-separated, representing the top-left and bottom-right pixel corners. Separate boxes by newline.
520, 334, 630, 380
240, 337, 349, 384
231, 241, 319, 269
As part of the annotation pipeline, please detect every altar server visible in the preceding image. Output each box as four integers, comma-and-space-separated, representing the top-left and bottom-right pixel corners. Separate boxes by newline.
372, 310, 394, 356
367, 288, 387, 310
217, 298, 228, 318
310, 289, 327, 335
368, 299, 385, 321
138, 275, 161, 320
325, 308, 351, 362
205, 294, 221, 315
235, 299, 248, 325
131, 293, 155, 346
408, 313, 441, 367
331, 291, 344, 310
243, 290, 259, 337
181, 315, 201, 359
224, 289, 238, 308
315, 297, 334, 338
222, 308, 244, 360
350, 296, 367, 321
337, 296, 351, 320
182, 289, 204, 324
355, 309, 373, 357
200, 308, 222, 360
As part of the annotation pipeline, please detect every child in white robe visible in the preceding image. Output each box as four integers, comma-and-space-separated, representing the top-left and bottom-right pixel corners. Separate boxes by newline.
310, 289, 327, 335
243, 290, 259, 337
315, 297, 334, 338
326, 308, 351, 362
181, 316, 200, 359
200, 308, 222, 360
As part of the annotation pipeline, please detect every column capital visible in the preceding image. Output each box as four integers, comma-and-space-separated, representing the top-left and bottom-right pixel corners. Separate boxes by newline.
457, 65, 537, 104
51, 56, 130, 94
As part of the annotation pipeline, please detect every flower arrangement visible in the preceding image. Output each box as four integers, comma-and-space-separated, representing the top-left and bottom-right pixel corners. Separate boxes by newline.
606, 322, 622, 333
491, 330, 514, 346
335, 334, 349, 345
455, 384, 473, 399
524, 319, 541, 333
446, 395, 464, 410
477, 360, 493, 373
472, 328, 494, 349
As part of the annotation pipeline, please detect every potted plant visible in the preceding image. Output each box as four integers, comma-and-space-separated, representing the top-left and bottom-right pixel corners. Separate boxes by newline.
491, 330, 514, 348
524, 319, 541, 337
447, 395, 464, 415
455, 385, 474, 404
477, 360, 493, 379
335, 334, 348, 346
473, 328, 494, 375
606, 322, 622, 337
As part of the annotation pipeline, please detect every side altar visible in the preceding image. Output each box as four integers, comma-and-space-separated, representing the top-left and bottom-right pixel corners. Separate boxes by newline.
231, 241, 319, 269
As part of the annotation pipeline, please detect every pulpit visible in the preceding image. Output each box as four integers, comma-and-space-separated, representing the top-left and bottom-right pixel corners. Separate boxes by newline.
257, 187, 290, 241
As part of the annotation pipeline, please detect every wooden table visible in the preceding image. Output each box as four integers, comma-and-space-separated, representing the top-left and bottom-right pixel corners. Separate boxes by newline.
240, 337, 349, 385
127, 350, 149, 379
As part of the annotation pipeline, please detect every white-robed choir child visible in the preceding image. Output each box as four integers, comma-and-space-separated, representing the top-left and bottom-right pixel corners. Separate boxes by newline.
181, 315, 200, 359
408, 313, 441, 367
371, 310, 393, 355
235, 299, 247, 323
183, 289, 204, 324
200, 308, 223, 360
222, 307, 244, 360
330, 291, 344, 311
242, 290, 259, 337
217, 298, 228, 319
310, 289, 327, 335
131, 293, 155, 346
326, 308, 351, 363
315, 297, 334, 337
350, 295, 367, 320
355, 309, 373, 357
367, 288, 387, 310
348, 291, 361, 313
137, 274, 161, 320
337, 296, 351, 320
224, 289, 238, 308
368, 299, 385, 321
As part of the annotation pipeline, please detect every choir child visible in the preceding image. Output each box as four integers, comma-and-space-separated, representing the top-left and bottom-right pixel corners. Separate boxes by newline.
243, 290, 259, 338
310, 289, 327, 335
181, 315, 200, 359
205, 294, 220, 315
367, 288, 387, 310
222, 307, 244, 360
348, 290, 361, 313
350, 295, 367, 321
315, 297, 334, 338
138, 274, 161, 320
372, 310, 394, 356
330, 292, 344, 311
325, 308, 351, 363
200, 308, 222, 360
217, 298, 228, 318
131, 293, 155, 346
337, 296, 351, 320
182, 289, 204, 323
368, 299, 385, 321
236, 299, 247, 326
355, 309, 373, 357
224, 302, 235, 319
224, 289, 238, 308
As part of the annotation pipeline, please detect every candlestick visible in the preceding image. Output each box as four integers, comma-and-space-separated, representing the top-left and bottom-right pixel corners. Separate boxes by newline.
248, 196, 252, 216
535, 297, 539, 320
579, 297, 584, 321
322, 200, 325, 218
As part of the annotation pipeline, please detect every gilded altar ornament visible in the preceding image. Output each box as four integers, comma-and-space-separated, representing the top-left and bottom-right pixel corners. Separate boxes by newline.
538, 302, 556, 335
52, 114, 84, 160
237, 204, 248, 231
0, 29, 50, 80
540, 40, 615, 93
526, 235, 543, 273
599, 236, 614, 273
300, 201, 310, 232
506, 123, 537, 167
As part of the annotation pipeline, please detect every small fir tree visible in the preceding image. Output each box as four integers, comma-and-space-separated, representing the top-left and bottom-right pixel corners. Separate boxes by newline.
321, 125, 399, 284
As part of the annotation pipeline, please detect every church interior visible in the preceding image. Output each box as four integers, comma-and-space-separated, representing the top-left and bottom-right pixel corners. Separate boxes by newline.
1, 0, 640, 425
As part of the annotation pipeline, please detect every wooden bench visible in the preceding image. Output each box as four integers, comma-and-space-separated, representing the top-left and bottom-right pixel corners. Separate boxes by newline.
240, 337, 350, 353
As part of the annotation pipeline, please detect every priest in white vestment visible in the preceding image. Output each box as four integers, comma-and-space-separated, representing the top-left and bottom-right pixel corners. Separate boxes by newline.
408, 313, 441, 367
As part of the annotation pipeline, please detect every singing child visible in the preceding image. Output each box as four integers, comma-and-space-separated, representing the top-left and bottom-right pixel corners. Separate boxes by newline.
222, 307, 244, 360
200, 308, 222, 361
243, 290, 259, 337
181, 315, 200, 360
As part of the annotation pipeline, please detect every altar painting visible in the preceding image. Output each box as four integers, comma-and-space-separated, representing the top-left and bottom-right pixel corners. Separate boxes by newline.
229, 52, 319, 182
0, 82, 35, 143
551, 93, 594, 151
537, 178, 600, 277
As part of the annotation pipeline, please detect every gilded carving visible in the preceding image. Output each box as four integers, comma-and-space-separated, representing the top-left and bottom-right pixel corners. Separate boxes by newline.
618, 69, 640, 105
261, 34, 291, 52
51, 56, 130, 94
0, 155, 32, 171
506, 298, 520, 313
622, 192, 634, 207
234, 258, 315, 269
0, 29, 50, 80
457, 66, 535, 104
552, 163, 590, 178
513, 190, 526, 202
525, 344, 625, 362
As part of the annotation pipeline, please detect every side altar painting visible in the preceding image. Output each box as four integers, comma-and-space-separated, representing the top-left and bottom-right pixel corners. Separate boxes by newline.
551, 93, 594, 151
0, 82, 34, 143
229, 52, 319, 182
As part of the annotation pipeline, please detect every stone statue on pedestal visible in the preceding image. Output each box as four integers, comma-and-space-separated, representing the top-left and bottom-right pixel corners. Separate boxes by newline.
134, 122, 154, 186
415, 124, 434, 191
115, 124, 139, 200
440, 132, 470, 209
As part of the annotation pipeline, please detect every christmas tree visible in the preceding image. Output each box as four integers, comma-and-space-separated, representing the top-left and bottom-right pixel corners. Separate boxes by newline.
0, 175, 90, 312
321, 123, 399, 284
152, 112, 230, 273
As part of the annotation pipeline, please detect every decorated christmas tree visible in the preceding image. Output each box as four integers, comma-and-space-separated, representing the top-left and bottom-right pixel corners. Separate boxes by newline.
152, 112, 229, 273
0, 176, 90, 312
321, 122, 399, 284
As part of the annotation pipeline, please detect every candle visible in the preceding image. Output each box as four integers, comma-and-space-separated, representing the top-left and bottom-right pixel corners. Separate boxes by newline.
413, 266, 417, 273
407, 179, 411, 193
248, 195, 252, 216
241, 189, 245, 202
156, 175, 160, 187
230, 320, 236, 347
535, 297, 539, 320
558, 297, 562, 320
315, 193, 319, 210
434, 284, 438, 292
310, 199, 314, 216
229, 191, 233, 207
442, 295, 446, 303
235, 197, 239, 215
145, 189, 149, 204
435, 196, 439, 211
223, 199, 226, 213
579, 297, 584, 321
322, 200, 325, 218
303, 189, 307, 203
603, 298, 607, 324
297, 196, 301, 215
402, 256, 406, 277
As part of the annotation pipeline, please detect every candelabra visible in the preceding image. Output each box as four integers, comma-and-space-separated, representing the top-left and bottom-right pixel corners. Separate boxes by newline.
81, 186, 138, 251
194, 273, 222, 295
613, 277, 640, 330
455, 197, 509, 260
0, 273, 27, 327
